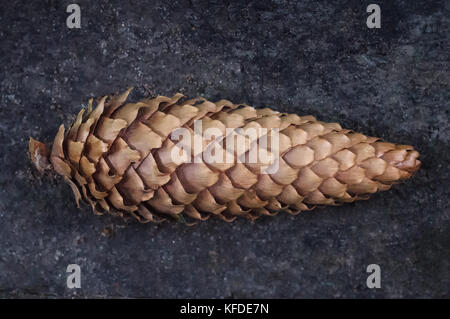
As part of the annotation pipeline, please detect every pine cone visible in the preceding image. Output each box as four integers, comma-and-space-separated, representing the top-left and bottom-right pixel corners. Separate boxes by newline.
29, 88, 420, 224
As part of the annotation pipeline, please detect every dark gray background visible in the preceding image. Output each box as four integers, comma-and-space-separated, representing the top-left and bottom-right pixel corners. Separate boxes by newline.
0, 0, 449, 298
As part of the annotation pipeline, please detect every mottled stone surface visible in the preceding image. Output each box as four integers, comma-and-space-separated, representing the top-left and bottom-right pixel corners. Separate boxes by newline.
0, 0, 448, 298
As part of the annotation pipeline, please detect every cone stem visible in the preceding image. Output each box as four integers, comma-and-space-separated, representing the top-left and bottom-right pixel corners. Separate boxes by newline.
29, 137, 51, 172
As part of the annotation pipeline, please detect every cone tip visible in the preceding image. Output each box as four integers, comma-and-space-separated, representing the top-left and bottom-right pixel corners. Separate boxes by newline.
396, 149, 421, 173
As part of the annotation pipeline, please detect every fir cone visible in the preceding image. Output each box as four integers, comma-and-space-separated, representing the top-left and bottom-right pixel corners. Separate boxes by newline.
29, 88, 420, 224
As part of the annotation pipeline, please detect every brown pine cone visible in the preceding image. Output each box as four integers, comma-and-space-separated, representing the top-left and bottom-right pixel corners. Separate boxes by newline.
29, 88, 420, 224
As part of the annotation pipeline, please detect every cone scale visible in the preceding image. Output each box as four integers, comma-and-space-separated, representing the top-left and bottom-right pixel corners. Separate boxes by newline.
29, 89, 420, 224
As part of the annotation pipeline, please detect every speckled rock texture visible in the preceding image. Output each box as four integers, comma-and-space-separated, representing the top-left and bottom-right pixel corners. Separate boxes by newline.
0, 0, 449, 298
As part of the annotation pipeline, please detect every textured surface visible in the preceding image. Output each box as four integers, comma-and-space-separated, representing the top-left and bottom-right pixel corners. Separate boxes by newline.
41, 90, 420, 224
1, 0, 449, 297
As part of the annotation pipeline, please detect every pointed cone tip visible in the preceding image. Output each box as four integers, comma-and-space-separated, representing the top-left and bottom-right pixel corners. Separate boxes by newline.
396, 149, 421, 175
